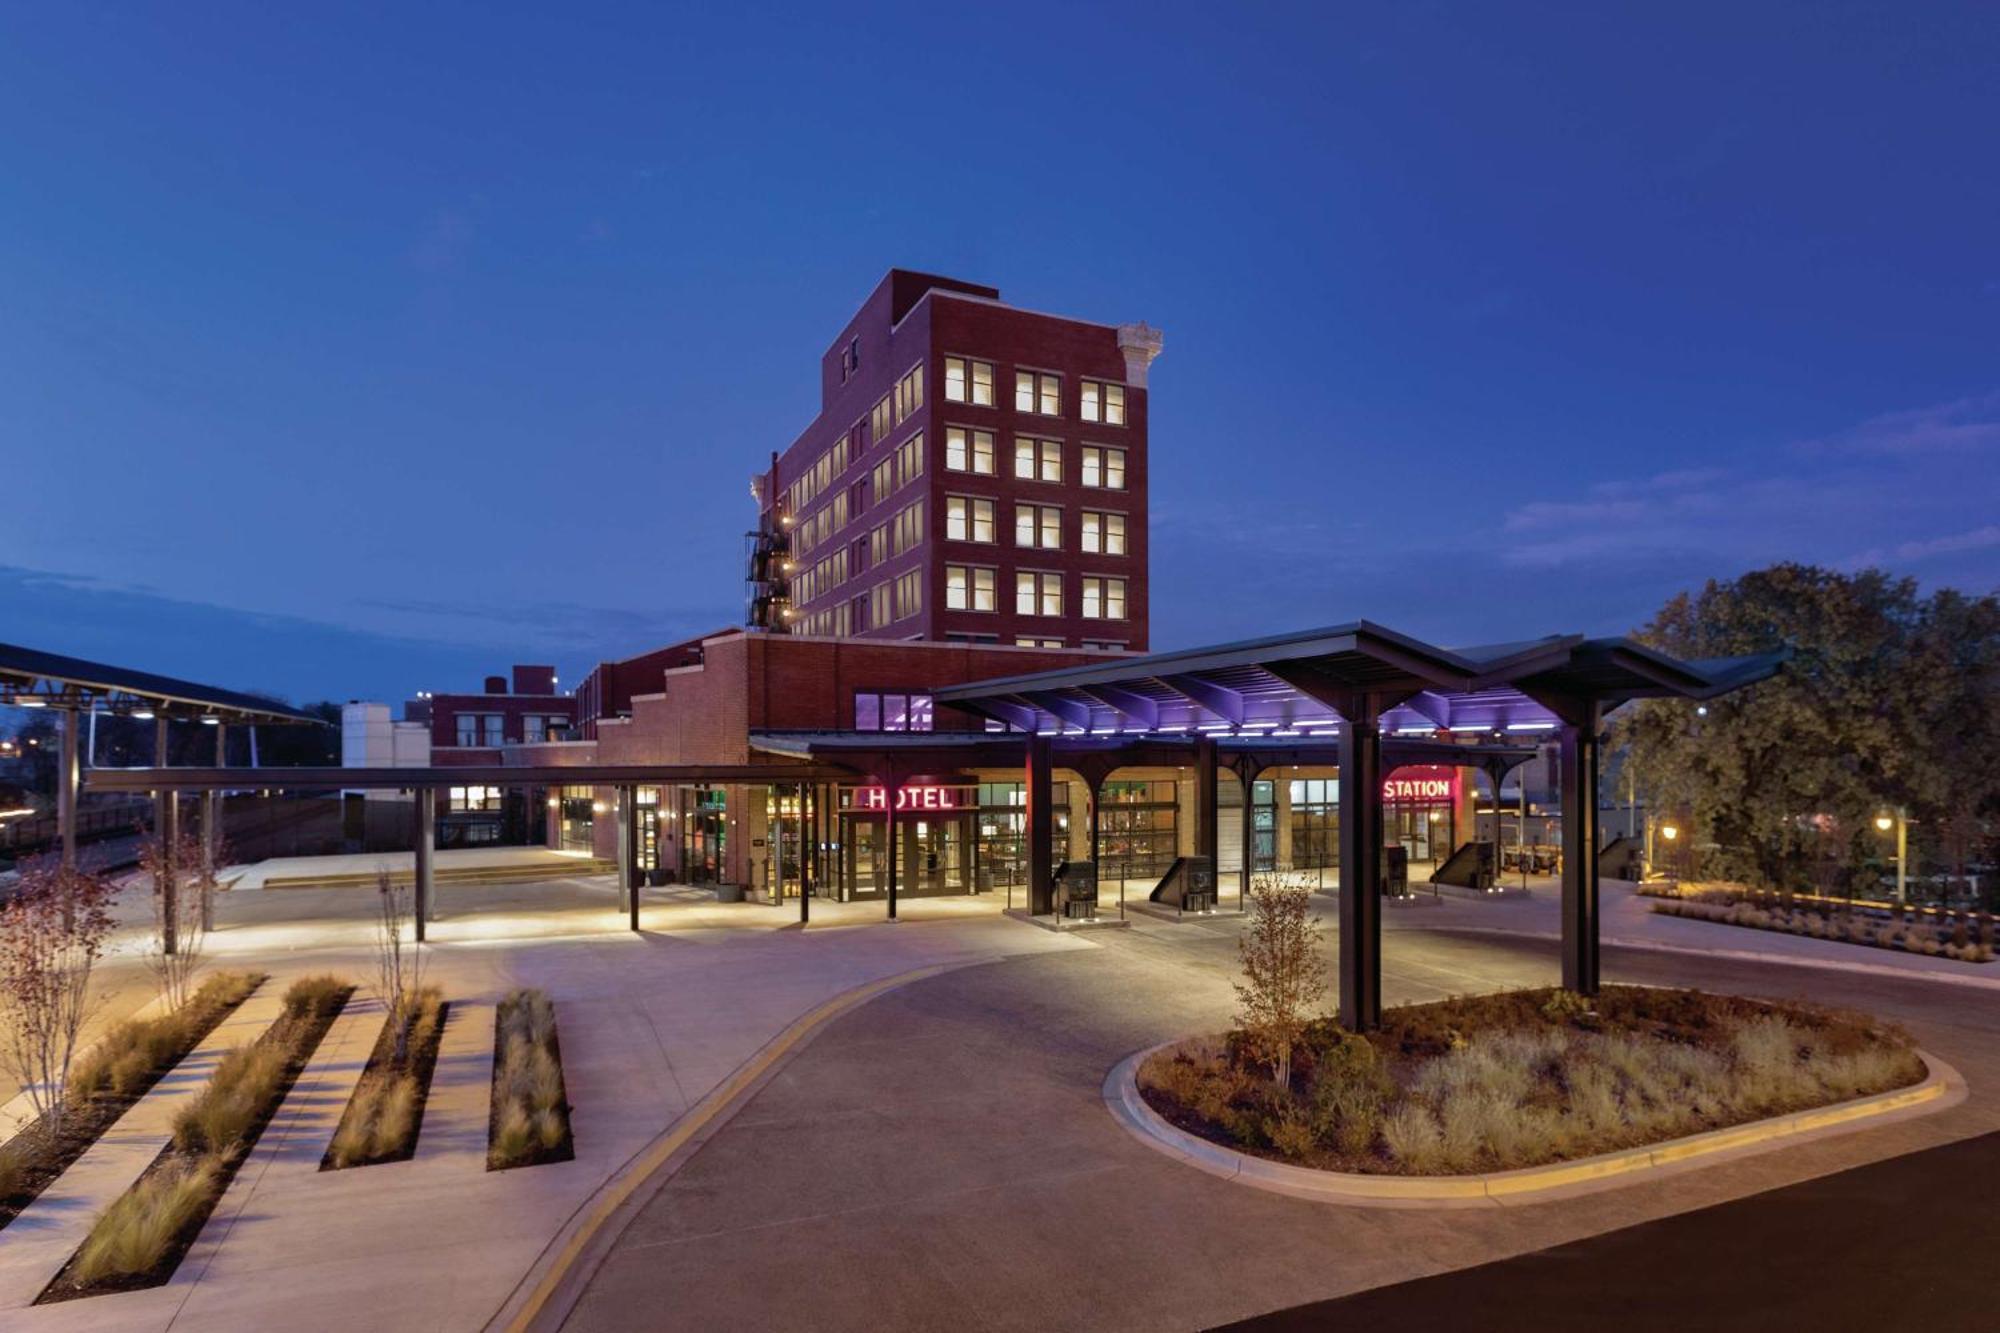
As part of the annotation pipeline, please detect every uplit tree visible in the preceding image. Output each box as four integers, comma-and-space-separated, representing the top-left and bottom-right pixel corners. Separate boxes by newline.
0, 857, 117, 1133
1619, 564, 2000, 894
1234, 875, 1326, 1089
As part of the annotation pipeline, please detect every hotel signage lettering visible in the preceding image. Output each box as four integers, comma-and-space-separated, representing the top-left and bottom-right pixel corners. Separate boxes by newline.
854, 785, 961, 812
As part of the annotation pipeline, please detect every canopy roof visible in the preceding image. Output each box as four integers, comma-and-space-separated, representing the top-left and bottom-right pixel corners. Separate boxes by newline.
0, 641, 326, 726
930, 621, 1785, 737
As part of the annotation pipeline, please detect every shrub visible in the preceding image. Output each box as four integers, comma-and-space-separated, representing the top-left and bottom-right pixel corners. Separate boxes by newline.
70, 1155, 221, 1286
0, 1143, 23, 1200
284, 975, 349, 1020
1381, 1104, 1445, 1172
172, 1042, 286, 1155
490, 989, 571, 1169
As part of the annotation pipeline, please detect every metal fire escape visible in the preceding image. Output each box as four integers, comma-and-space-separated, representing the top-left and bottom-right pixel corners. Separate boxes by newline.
745, 472, 793, 632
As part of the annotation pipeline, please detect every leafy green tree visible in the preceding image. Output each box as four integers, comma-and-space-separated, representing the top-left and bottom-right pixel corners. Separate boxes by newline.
1619, 564, 1999, 894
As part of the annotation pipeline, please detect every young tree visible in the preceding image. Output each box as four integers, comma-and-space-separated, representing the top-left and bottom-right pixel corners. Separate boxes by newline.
1234, 875, 1326, 1090
0, 857, 117, 1133
372, 871, 425, 1066
139, 829, 207, 1011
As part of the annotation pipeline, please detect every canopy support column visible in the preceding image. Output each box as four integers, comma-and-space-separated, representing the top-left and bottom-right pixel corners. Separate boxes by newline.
616, 786, 639, 931
1236, 760, 1261, 907
1194, 736, 1218, 879
203, 723, 225, 931
1025, 736, 1054, 916
154, 715, 178, 956
885, 777, 902, 921
1558, 706, 1604, 995
1337, 708, 1385, 1031
57, 705, 80, 870
800, 784, 813, 926
414, 786, 435, 942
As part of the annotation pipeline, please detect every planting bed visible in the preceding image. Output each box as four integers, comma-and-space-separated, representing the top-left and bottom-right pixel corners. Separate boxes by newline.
1138, 987, 1926, 1176
0, 971, 266, 1232
486, 988, 573, 1171
1648, 886, 1994, 962
322, 987, 449, 1170
37, 975, 354, 1303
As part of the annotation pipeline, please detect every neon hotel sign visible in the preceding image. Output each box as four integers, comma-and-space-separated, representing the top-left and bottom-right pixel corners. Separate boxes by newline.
854, 785, 962, 812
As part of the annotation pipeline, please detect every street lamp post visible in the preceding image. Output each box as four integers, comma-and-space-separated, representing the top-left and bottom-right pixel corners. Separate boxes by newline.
1875, 809, 1907, 903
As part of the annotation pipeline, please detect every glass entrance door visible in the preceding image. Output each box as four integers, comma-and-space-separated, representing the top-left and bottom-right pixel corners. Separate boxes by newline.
840, 812, 972, 898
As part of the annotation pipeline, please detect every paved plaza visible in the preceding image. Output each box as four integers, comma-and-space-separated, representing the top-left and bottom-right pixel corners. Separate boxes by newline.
0, 864, 1992, 1331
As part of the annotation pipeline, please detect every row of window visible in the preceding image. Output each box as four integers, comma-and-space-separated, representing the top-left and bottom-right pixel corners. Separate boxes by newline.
451, 714, 568, 746
941, 497, 1130, 553
942, 568, 1130, 620
942, 358, 1127, 425
942, 429, 1128, 489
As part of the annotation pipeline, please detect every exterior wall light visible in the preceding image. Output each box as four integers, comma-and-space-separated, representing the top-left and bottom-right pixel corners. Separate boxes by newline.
1661, 825, 1679, 841
1874, 813, 1894, 832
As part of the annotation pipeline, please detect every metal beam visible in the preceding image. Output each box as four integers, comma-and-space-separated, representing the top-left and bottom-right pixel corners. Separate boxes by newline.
1020, 690, 1093, 730
1154, 673, 1243, 725
1074, 684, 1158, 729
82, 762, 845, 793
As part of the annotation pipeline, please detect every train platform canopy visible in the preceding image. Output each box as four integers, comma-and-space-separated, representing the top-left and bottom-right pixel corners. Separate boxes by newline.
928, 620, 1786, 736
0, 641, 325, 725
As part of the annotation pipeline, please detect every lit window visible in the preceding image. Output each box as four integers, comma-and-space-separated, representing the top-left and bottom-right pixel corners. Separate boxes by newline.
1015, 571, 1063, 616
1016, 636, 1063, 648
872, 458, 893, 498
870, 581, 891, 627
945, 564, 996, 612
1081, 380, 1126, 425
1082, 576, 1127, 620
895, 569, 922, 619
1080, 510, 1126, 555
896, 434, 923, 485
871, 395, 893, 444
854, 690, 935, 732
1081, 446, 1126, 490
1014, 370, 1061, 416
945, 426, 994, 474
1014, 437, 1061, 482
1014, 503, 1061, 549
944, 357, 995, 406
893, 500, 924, 555
894, 364, 924, 423
946, 495, 995, 543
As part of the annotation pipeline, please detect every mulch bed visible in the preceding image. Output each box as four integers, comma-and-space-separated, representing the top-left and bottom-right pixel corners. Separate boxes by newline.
319, 997, 452, 1170
0, 974, 268, 1231
36, 984, 355, 1303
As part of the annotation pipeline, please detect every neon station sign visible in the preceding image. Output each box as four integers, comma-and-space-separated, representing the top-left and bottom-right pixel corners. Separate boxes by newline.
852, 784, 963, 813
1382, 766, 1457, 805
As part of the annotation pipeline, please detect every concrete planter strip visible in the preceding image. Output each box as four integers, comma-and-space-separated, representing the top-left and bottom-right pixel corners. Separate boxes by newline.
1104, 1042, 1963, 1209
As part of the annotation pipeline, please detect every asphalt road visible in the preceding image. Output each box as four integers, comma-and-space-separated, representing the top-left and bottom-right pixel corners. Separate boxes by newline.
1220, 1129, 2000, 1333
561, 920, 2000, 1332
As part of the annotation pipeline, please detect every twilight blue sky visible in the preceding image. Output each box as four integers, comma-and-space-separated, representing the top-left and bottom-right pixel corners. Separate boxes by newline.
3, 2, 1996, 705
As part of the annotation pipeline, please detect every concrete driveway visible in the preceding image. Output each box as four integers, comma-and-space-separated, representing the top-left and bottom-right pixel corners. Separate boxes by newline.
562, 919, 2000, 1332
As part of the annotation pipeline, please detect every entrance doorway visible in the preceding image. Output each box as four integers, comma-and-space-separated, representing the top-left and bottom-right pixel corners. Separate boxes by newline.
679, 785, 727, 884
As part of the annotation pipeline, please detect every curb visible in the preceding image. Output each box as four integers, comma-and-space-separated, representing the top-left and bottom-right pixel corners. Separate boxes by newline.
483, 956, 995, 1333
1104, 1042, 1963, 1209
1426, 924, 2000, 993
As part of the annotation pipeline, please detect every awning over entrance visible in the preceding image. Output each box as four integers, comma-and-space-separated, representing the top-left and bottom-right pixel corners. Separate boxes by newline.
928, 620, 1786, 1031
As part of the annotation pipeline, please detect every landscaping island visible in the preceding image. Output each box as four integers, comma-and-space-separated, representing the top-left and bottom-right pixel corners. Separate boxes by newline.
1138, 987, 1927, 1175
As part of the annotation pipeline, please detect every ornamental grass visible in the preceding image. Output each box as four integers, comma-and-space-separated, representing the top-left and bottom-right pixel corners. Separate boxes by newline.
1138, 986, 1924, 1175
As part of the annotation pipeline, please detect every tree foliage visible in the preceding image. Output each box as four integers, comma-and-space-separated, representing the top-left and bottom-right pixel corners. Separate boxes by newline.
1619, 564, 2000, 893
1234, 875, 1326, 1089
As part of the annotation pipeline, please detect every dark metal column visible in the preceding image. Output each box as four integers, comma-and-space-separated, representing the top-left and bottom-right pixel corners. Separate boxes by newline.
57, 705, 80, 869
1559, 707, 1603, 995
1194, 736, 1218, 873
799, 784, 813, 926
151, 714, 178, 954
1025, 736, 1054, 916
203, 722, 225, 931
618, 785, 641, 931
1238, 762, 1260, 907
414, 786, 435, 942
1337, 712, 1384, 1031
885, 777, 901, 921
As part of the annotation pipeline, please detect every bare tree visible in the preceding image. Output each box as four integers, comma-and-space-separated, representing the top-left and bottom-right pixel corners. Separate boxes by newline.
1234, 874, 1327, 1090
373, 870, 426, 1067
139, 830, 207, 1011
0, 857, 117, 1133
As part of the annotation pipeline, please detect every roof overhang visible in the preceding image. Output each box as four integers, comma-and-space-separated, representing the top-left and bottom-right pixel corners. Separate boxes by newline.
0, 642, 326, 725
